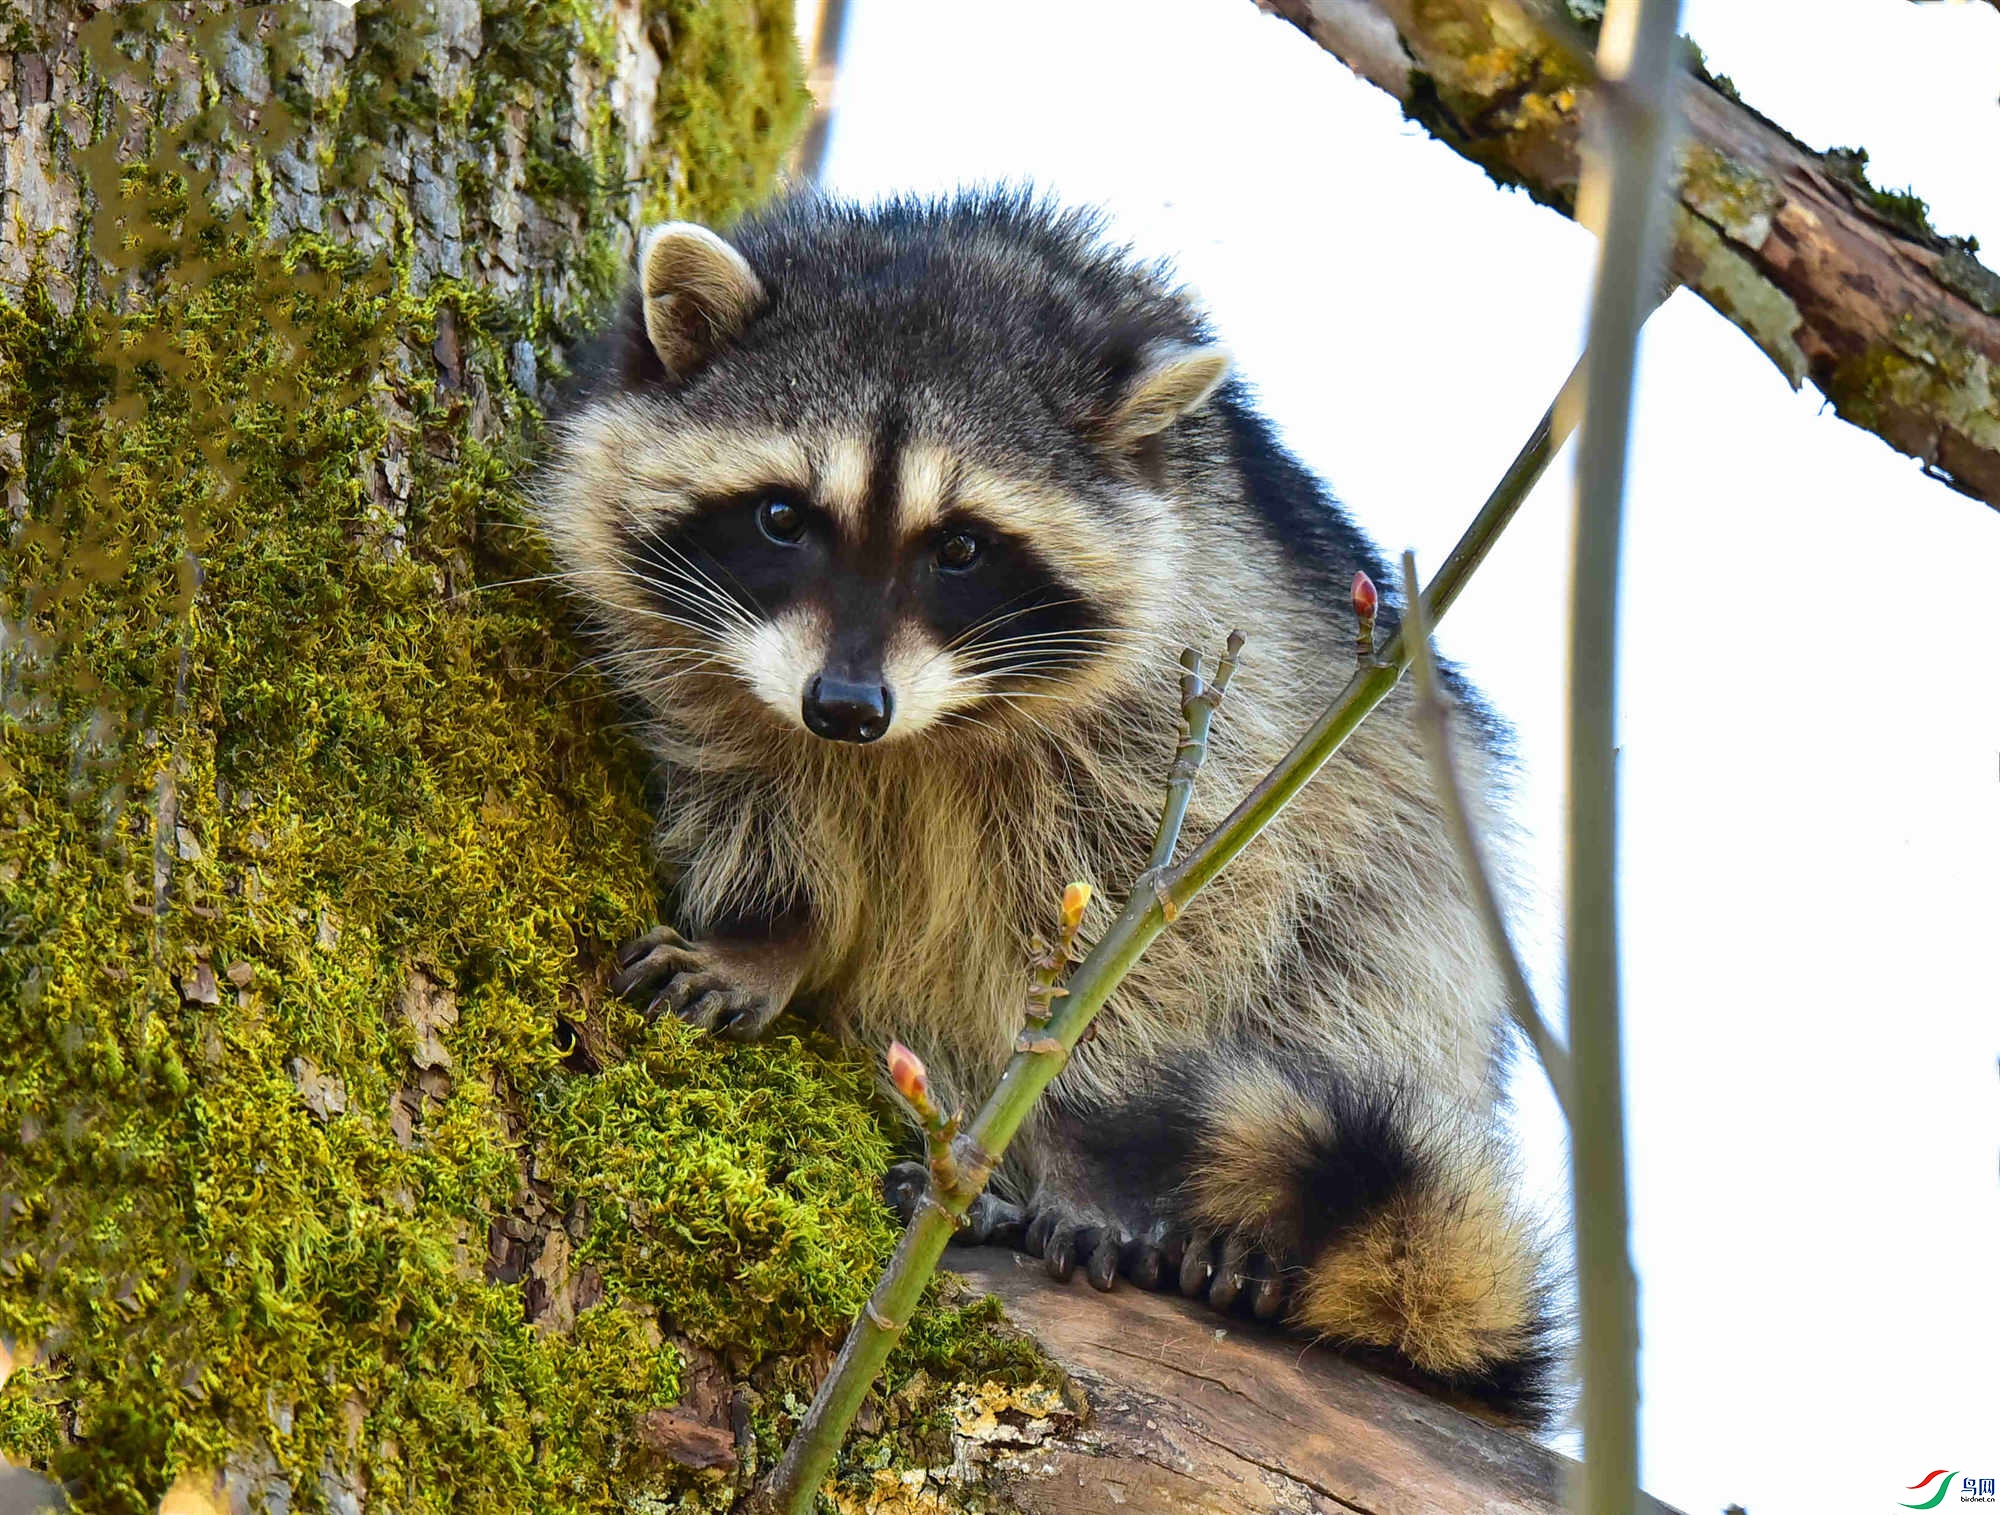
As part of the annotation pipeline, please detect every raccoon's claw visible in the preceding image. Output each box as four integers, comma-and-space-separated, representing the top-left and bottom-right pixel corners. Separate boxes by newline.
646, 974, 781, 1041
1179, 1230, 1218, 1299
1121, 1220, 1184, 1291
613, 926, 784, 1042
612, 924, 704, 999
968, 1192, 1029, 1248
1245, 1252, 1288, 1322
1177, 1230, 1288, 1321
1206, 1231, 1253, 1311
1042, 1220, 1104, 1285
1021, 1207, 1128, 1292
1085, 1232, 1123, 1291
881, 1161, 1025, 1247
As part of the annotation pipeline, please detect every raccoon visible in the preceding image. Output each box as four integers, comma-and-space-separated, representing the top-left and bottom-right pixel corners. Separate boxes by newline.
537, 193, 1560, 1426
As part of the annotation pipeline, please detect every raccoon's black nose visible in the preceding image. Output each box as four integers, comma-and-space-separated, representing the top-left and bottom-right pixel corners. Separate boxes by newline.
803, 676, 892, 744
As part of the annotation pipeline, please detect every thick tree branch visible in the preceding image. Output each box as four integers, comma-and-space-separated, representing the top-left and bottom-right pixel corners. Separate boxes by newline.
1256, 0, 2000, 509
943, 1249, 1690, 1515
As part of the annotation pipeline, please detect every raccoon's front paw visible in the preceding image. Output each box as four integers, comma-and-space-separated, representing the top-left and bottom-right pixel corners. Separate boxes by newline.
612, 925, 787, 1042
882, 1161, 1028, 1249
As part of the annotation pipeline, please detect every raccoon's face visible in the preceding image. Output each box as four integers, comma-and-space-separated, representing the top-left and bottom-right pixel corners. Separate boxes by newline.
544, 216, 1230, 749
618, 444, 1108, 745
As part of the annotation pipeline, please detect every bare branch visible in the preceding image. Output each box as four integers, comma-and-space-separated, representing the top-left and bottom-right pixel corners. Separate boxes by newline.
1255, 0, 2000, 509
1145, 632, 1245, 875
1397, 552, 1573, 1118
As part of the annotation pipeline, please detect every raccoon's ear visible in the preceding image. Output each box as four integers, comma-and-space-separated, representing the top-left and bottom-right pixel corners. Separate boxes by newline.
1105, 341, 1231, 447
639, 222, 767, 379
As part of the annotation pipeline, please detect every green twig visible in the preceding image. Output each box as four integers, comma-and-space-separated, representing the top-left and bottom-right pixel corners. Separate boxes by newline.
753, 364, 1583, 1515
1567, 0, 1685, 1510
1158, 357, 1582, 917
1397, 551, 1574, 1119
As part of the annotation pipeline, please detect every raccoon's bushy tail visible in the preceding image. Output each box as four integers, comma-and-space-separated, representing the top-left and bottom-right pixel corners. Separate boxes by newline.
1077, 1043, 1565, 1428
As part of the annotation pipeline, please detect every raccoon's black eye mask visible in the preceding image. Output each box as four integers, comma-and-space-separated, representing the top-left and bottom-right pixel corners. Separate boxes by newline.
623, 491, 1103, 674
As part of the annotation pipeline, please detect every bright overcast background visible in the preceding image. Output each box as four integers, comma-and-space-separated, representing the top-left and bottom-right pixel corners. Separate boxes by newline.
809, 3, 2000, 1512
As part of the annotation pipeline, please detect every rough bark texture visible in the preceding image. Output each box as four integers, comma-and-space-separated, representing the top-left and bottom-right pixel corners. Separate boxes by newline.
1256, 0, 2000, 508
893, 1251, 1687, 1515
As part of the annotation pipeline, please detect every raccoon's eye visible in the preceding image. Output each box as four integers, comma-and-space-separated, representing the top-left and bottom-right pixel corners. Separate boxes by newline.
936, 531, 982, 571
758, 498, 808, 545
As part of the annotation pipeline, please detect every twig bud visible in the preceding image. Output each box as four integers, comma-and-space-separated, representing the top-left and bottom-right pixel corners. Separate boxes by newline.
886, 1040, 931, 1114
1059, 882, 1092, 935
1351, 570, 1378, 621
1351, 570, 1378, 658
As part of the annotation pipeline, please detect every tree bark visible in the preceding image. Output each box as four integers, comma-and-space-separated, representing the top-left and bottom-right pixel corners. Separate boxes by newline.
911, 1251, 1688, 1515
1255, 0, 2000, 510
0, 5, 848, 1513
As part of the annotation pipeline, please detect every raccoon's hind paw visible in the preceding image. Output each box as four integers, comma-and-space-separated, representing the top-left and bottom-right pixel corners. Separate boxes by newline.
1017, 1206, 1209, 1299
611, 925, 787, 1042
1022, 1205, 1126, 1292
882, 1160, 1027, 1249
1176, 1229, 1290, 1323
1030, 1208, 1290, 1318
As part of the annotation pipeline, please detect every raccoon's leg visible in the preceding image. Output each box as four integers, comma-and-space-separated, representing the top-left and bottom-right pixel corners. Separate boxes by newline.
1014, 1101, 1215, 1299
1016, 1048, 1563, 1429
612, 911, 810, 1042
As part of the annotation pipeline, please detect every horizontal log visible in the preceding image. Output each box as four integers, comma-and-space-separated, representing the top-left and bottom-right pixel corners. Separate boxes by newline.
945, 1247, 1688, 1515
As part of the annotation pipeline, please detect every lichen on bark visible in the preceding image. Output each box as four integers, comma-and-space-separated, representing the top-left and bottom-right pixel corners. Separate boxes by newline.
0, 3, 1028, 1511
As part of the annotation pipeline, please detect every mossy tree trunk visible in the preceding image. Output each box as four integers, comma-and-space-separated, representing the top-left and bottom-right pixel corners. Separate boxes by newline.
0, 5, 995, 1512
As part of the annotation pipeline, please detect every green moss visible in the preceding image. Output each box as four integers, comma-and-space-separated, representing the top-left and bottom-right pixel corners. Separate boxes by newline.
1936, 245, 2000, 317
0, 1361, 65, 1467
539, 1025, 899, 1356
1824, 314, 2000, 456
1680, 38, 1740, 102
1396, 12, 1590, 222
1823, 146, 1946, 244
0, 4, 966, 1512
0, 0, 38, 53
647, 0, 810, 226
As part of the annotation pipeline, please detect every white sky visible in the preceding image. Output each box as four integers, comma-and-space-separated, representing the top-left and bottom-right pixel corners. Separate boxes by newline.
817, 4, 2000, 1513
